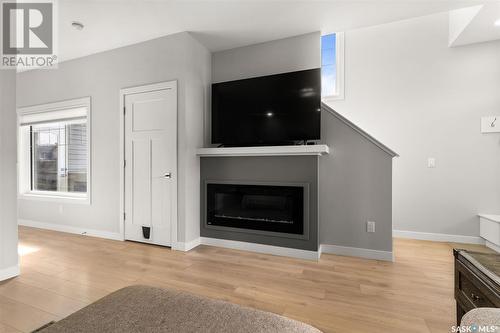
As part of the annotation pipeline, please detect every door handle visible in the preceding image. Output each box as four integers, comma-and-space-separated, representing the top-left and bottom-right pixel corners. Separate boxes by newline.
163, 172, 172, 179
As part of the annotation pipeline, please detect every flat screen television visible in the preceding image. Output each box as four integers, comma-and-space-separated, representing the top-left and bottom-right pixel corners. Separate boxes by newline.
211, 68, 321, 146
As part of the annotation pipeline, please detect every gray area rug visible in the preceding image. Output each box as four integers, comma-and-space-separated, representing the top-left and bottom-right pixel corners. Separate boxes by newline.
38, 285, 322, 333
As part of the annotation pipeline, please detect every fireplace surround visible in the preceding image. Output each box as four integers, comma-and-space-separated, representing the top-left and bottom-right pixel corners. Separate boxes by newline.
199, 155, 319, 252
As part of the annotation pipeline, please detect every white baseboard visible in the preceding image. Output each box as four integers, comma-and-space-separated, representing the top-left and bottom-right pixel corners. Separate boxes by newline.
486, 241, 500, 253
172, 238, 201, 251
19, 219, 124, 241
179, 237, 392, 262
0, 264, 20, 281
320, 244, 394, 262
393, 230, 484, 245
199, 237, 320, 260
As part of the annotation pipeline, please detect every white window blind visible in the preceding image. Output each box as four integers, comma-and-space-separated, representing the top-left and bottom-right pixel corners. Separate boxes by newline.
19, 107, 87, 126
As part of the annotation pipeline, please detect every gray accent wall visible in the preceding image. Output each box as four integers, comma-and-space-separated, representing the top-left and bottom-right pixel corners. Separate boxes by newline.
200, 156, 319, 251
320, 104, 394, 252
208, 32, 321, 147
212, 32, 321, 83
0, 70, 19, 279
17, 32, 211, 243
211, 31, 394, 253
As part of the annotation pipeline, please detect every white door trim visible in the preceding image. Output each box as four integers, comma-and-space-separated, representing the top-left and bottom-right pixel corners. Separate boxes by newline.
119, 81, 178, 246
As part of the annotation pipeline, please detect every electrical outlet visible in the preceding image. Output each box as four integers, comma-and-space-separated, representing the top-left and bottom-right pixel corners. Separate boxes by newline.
367, 221, 375, 233
427, 158, 436, 168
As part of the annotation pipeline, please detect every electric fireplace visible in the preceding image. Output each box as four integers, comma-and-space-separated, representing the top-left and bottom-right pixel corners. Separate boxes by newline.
205, 182, 308, 239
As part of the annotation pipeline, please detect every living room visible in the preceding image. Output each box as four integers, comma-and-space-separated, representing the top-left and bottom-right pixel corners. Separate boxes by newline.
0, 1, 499, 332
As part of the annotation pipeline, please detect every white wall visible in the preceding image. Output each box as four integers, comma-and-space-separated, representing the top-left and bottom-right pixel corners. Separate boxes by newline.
0, 70, 19, 281
181, 37, 212, 242
326, 12, 500, 238
17, 32, 211, 243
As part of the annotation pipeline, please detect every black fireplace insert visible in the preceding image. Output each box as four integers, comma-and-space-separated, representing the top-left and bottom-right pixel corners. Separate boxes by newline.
206, 182, 305, 235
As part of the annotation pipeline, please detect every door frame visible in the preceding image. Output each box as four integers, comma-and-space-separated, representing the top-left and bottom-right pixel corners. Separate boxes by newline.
119, 80, 178, 246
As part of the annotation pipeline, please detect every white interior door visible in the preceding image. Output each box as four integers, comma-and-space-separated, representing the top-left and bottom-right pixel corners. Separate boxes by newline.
124, 82, 177, 247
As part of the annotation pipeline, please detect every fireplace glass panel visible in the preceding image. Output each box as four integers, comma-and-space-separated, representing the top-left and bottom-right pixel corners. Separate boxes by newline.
207, 183, 304, 235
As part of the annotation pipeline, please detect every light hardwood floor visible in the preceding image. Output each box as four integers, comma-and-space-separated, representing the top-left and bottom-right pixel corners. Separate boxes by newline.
0, 227, 493, 333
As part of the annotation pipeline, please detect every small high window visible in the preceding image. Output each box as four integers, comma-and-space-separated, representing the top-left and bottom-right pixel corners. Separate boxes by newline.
18, 98, 91, 203
321, 32, 344, 100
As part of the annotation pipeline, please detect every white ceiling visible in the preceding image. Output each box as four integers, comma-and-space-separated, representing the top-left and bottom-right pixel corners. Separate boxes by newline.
58, 0, 484, 62
449, 2, 500, 47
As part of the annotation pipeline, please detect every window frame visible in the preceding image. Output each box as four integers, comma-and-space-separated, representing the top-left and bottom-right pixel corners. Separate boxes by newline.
321, 32, 345, 101
17, 97, 92, 204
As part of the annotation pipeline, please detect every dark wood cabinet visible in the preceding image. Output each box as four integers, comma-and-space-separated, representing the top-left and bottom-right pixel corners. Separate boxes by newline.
454, 249, 500, 325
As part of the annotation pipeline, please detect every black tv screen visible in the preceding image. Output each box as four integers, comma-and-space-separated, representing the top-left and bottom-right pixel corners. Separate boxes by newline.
211, 69, 321, 146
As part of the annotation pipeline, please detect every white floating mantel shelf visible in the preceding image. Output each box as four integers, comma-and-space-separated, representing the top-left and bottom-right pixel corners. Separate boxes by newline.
196, 145, 330, 157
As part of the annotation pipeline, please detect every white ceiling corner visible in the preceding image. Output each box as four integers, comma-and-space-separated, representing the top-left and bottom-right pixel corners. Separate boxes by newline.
57, 0, 483, 63
449, 2, 500, 47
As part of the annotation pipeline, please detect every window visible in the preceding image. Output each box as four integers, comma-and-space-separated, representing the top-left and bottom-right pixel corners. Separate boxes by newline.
18, 98, 91, 203
321, 32, 344, 100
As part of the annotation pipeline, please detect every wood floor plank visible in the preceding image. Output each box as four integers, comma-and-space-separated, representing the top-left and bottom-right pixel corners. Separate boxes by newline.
0, 280, 89, 318
0, 294, 58, 333
0, 226, 492, 333
0, 322, 23, 333
15, 268, 110, 303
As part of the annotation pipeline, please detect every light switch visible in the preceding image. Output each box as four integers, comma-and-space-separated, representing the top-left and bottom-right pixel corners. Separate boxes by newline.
367, 221, 375, 233
481, 116, 500, 133
427, 158, 436, 168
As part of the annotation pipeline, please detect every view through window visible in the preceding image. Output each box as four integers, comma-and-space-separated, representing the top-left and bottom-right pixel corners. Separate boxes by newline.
321, 33, 337, 97
18, 98, 90, 200
31, 121, 88, 193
